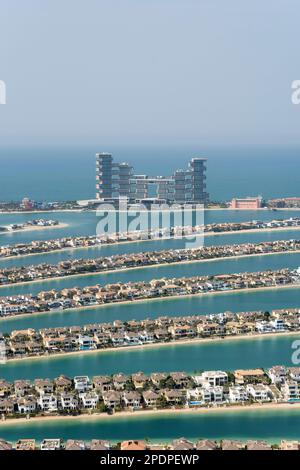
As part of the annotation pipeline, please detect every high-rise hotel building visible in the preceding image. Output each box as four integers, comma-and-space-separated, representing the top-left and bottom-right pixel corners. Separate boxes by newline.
96, 153, 208, 204
96, 153, 133, 199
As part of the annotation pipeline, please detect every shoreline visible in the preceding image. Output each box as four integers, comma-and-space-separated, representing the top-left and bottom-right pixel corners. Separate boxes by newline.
0, 209, 84, 215
1, 207, 300, 215
1, 282, 300, 324
3, 330, 300, 365
0, 247, 300, 290
1, 225, 300, 262
0, 222, 68, 236
1, 402, 300, 428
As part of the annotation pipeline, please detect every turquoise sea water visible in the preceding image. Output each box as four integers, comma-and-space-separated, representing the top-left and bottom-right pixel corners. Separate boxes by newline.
0, 333, 299, 382
1, 251, 299, 299
0, 285, 300, 334
0, 145, 300, 202
1, 226, 300, 269
1, 408, 300, 444
0, 209, 300, 247
1, 204, 300, 440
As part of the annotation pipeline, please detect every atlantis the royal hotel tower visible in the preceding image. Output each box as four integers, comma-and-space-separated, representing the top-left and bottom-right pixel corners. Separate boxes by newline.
96, 153, 209, 204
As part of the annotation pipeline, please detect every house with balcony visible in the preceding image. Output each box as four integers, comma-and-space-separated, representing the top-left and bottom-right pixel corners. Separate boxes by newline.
124, 332, 141, 345
34, 378, 54, 395
168, 324, 196, 339
0, 304, 24, 316
228, 386, 249, 403
163, 389, 185, 406
138, 330, 155, 343
79, 391, 99, 409
288, 367, 300, 382
246, 384, 272, 402
40, 439, 63, 451
25, 341, 43, 355
122, 391, 142, 409
102, 390, 121, 410
234, 368, 265, 385
201, 385, 224, 404
112, 373, 130, 390
197, 322, 223, 337
170, 372, 191, 388
14, 379, 32, 397
0, 379, 12, 397
194, 370, 228, 387
77, 335, 95, 350
255, 321, 273, 333
74, 376, 92, 392
17, 396, 37, 414
142, 390, 160, 408
268, 366, 287, 384
270, 318, 286, 332
0, 398, 14, 414
37, 394, 58, 412
107, 333, 124, 347
54, 375, 73, 393
132, 372, 149, 389
186, 387, 202, 405
59, 393, 79, 411
282, 381, 300, 402
92, 375, 113, 393
150, 372, 168, 387
9, 341, 26, 356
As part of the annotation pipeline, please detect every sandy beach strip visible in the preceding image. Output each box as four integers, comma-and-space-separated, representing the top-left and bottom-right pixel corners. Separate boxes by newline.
204, 225, 300, 237
1, 282, 300, 324
3, 330, 300, 365
0, 222, 69, 237
0, 210, 83, 215
0, 247, 300, 290
1, 402, 300, 428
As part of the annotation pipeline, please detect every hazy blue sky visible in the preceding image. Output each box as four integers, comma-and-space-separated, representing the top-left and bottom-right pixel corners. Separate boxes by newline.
0, 0, 300, 146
